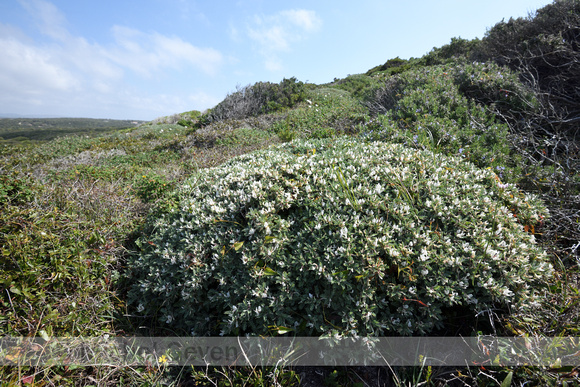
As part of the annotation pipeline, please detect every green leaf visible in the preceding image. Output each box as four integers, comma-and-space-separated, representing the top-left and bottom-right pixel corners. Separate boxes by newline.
500, 371, 513, 387
39, 329, 50, 341
263, 267, 278, 276
233, 241, 244, 251
9, 287, 21, 295
264, 236, 276, 244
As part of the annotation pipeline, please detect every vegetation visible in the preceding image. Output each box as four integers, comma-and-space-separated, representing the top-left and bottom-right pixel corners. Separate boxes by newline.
0, 117, 144, 143
197, 77, 307, 127
1, 0, 579, 385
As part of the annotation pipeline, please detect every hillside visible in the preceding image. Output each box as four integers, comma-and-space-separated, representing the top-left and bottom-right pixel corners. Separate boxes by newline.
1, 1, 579, 385
0, 117, 145, 143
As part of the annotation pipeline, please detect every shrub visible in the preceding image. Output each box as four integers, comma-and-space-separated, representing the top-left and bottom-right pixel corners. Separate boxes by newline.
0, 202, 116, 336
0, 172, 34, 206
198, 78, 306, 126
361, 63, 533, 181
214, 127, 273, 148
151, 110, 202, 126
132, 174, 175, 203
127, 137, 552, 337
332, 74, 382, 99
422, 37, 483, 65
271, 88, 367, 140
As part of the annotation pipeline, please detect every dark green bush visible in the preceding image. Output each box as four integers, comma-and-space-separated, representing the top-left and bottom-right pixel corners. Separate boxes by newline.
361, 63, 528, 180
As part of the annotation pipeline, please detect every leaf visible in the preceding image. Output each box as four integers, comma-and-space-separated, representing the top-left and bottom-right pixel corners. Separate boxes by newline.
500, 371, 513, 387
9, 287, 21, 295
220, 246, 226, 256
264, 236, 276, 244
39, 329, 50, 341
277, 327, 293, 334
233, 241, 244, 251
21, 288, 33, 299
263, 267, 278, 276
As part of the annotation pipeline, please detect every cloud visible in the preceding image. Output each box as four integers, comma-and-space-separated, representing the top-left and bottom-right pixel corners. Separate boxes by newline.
281, 9, 320, 32
18, 0, 68, 41
1, 0, 224, 119
108, 26, 223, 77
245, 9, 321, 71
0, 34, 79, 95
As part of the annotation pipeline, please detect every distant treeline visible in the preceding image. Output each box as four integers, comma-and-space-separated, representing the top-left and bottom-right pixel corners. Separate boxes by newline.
0, 117, 145, 142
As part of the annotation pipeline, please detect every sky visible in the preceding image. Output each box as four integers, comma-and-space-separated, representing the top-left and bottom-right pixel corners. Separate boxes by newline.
0, 0, 555, 120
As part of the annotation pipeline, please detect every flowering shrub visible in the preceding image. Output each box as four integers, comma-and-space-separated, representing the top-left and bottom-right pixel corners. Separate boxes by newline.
127, 137, 552, 337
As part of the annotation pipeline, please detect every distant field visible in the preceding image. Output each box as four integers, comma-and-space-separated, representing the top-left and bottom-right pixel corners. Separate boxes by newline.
0, 117, 145, 142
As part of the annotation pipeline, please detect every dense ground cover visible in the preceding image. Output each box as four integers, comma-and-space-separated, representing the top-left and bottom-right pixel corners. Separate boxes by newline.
1, 1, 579, 385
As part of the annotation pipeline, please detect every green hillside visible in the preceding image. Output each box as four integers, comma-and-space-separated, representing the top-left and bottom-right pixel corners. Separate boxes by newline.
1, 1, 578, 385
0, 117, 145, 143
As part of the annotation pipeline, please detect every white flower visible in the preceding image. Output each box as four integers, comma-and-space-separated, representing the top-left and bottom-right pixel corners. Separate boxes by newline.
502, 288, 514, 298
340, 227, 348, 239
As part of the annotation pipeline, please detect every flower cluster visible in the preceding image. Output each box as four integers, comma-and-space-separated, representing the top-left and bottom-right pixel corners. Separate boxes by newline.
127, 137, 551, 337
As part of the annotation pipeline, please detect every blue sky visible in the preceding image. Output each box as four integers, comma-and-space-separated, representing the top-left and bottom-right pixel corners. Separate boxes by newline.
0, 0, 554, 120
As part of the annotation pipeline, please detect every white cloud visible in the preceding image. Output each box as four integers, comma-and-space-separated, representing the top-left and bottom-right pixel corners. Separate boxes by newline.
18, 0, 69, 41
0, 35, 79, 95
245, 9, 321, 71
1, 0, 224, 119
109, 26, 223, 77
281, 9, 320, 32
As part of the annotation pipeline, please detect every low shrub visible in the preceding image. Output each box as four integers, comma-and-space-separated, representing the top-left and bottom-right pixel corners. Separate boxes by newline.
0, 172, 35, 206
127, 137, 552, 338
0, 203, 116, 336
360, 63, 532, 181
332, 74, 382, 99
198, 78, 306, 126
214, 127, 273, 148
271, 88, 367, 140
132, 173, 175, 203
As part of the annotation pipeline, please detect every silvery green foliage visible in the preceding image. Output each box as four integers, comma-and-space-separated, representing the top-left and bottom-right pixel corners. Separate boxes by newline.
128, 137, 552, 337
